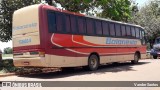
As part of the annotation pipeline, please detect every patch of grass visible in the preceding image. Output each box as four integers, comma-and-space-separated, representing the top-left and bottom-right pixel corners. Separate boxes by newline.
0, 59, 17, 73
0, 68, 7, 74
2, 54, 13, 58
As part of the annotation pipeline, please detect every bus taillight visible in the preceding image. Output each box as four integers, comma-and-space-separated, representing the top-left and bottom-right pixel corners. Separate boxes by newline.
39, 51, 45, 57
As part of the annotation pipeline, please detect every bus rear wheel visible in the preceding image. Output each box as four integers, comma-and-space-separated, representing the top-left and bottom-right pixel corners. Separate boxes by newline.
153, 55, 158, 59
131, 53, 139, 64
87, 54, 99, 71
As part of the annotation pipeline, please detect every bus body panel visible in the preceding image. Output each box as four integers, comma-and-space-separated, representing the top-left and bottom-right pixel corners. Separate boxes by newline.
13, 4, 40, 50
12, 5, 39, 36
12, 4, 49, 67
45, 33, 146, 67
13, 32, 40, 48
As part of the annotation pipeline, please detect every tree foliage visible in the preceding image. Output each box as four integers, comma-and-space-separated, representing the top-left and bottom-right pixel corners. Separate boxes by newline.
95, 0, 132, 22
54, 0, 93, 13
3, 47, 12, 54
53, 0, 132, 21
132, 0, 160, 48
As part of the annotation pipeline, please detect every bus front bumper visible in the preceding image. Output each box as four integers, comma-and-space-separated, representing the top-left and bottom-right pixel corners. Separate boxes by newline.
13, 57, 47, 67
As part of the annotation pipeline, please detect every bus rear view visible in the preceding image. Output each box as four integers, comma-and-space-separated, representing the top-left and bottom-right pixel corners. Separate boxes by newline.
12, 5, 46, 67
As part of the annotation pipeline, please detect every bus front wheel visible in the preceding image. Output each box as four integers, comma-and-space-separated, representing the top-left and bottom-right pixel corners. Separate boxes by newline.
87, 54, 99, 71
131, 53, 139, 64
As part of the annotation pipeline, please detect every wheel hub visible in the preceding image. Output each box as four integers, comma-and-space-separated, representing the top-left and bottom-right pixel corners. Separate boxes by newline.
91, 58, 97, 68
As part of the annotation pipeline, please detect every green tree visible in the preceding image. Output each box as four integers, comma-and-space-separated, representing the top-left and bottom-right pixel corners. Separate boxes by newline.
95, 0, 132, 22
4, 47, 12, 54
132, 0, 160, 49
54, 0, 93, 13
0, 0, 40, 42
54, 0, 132, 21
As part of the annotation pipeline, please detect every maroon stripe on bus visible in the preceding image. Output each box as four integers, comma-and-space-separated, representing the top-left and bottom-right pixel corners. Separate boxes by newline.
13, 45, 41, 53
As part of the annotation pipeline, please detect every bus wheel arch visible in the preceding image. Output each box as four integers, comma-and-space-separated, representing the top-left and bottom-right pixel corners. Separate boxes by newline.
131, 51, 141, 64
87, 52, 100, 71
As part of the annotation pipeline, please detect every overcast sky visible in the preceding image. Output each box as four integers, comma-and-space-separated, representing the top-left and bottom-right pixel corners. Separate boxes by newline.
0, 0, 149, 52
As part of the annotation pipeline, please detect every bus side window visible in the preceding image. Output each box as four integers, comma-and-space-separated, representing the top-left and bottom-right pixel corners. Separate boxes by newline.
136, 28, 140, 38
47, 11, 56, 33
126, 26, 131, 36
121, 25, 126, 36
131, 27, 136, 37
78, 17, 86, 34
70, 15, 77, 33
109, 23, 115, 36
140, 30, 142, 39
56, 13, 64, 32
95, 20, 102, 35
141, 30, 146, 45
65, 15, 71, 33
86, 18, 95, 35
115, 24, 121, 36
102, 21, 109, 36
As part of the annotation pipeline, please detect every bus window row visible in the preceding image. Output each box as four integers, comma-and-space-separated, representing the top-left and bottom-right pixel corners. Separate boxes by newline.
47, 11, 144, 39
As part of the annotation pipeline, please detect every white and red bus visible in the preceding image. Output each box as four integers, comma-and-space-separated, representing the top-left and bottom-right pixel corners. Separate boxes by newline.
12, 4, 146, 71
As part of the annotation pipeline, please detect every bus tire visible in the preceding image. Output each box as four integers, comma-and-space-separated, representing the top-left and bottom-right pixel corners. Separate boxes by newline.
153, 55, 158, 59
87, 54, 99, 71
131, 53, 139, 64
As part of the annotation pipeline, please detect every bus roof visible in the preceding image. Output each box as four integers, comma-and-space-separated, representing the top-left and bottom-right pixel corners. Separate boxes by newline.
14, 4, 41, 15
15, 4, 144, 29
86, 15, 144, 29
42, 4, 144, 29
